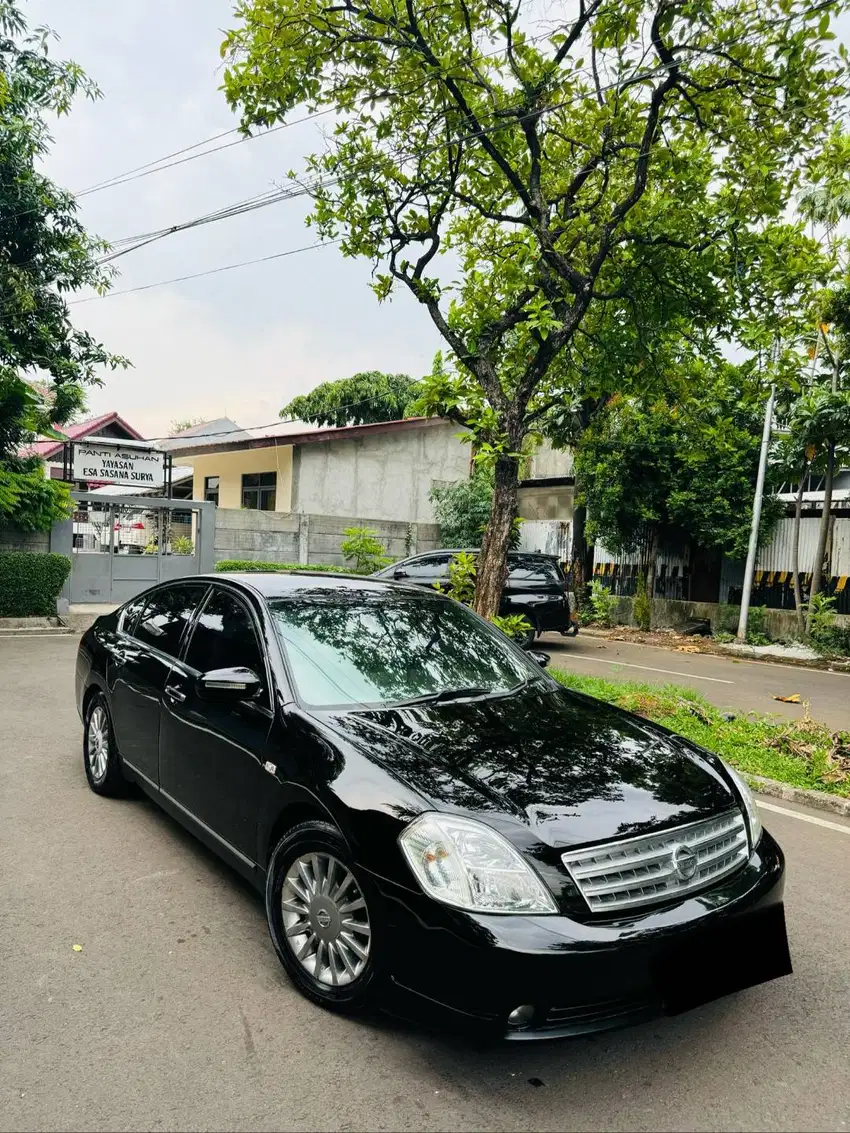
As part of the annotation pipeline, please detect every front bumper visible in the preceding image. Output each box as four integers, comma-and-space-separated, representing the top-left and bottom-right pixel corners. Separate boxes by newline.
369, 829, 789, 1040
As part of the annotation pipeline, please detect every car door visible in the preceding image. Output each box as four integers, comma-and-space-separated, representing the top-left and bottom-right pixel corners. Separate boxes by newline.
158, 584, 277, 862
107, 582, 211, 784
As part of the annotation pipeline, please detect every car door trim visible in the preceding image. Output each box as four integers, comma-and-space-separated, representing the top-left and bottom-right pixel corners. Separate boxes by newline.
122, 757, 257, 872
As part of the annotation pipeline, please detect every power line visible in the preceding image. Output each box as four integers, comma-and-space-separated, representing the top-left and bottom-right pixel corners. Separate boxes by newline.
70, 238, 341, 303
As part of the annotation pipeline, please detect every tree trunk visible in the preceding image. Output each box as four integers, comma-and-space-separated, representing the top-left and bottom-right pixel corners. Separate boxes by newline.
474, 454, 519, 620
791, 459, 807, 638
806, 440, 835, 633
569, 502, 594, 607
642, 529, 659, 631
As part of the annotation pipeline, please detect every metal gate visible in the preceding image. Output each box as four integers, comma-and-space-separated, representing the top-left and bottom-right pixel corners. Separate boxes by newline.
52, 492, 215, 606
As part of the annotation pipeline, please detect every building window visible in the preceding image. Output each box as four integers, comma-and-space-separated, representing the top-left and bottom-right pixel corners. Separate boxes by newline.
204, 476, 220, 505
241, 471, 276, 511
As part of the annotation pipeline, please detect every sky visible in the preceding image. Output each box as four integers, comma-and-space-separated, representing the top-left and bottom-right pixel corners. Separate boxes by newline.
30, 0, 444, 437
27, 1, 850, 439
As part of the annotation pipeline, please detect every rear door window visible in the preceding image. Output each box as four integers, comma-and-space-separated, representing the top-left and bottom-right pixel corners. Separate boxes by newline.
133, 584, 210, 657
403, 553, 452, 580
508, 556, 563, 584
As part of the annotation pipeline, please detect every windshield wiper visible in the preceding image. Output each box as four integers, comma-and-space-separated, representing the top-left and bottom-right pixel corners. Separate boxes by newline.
393, 685, 494, 707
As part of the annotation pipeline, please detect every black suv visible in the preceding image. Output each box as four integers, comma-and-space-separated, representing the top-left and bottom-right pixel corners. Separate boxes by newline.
374, 550, 578, 647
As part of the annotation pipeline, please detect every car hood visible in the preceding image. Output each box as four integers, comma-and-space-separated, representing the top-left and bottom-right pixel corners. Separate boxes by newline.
326, 682, 737, 850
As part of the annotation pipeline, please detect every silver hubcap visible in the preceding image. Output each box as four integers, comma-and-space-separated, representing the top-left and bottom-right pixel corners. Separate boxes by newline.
281, 853, 371, 987
87, 706, 109, 782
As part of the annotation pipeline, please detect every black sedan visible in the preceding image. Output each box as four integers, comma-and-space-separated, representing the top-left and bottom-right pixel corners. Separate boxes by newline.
75, 572, 791, 1039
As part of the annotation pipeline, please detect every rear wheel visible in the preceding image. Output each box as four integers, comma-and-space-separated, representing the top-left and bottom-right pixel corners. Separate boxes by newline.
519, 617, 537, 650
83, 693, 128, 797
265, 821, 384, 1014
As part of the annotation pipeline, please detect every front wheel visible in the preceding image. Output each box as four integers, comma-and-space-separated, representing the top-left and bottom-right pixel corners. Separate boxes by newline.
265, 821, 384, 1014
518, 618, 537, 650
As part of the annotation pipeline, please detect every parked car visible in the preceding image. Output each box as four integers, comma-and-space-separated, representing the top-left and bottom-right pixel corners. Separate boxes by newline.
373, 549, 578, 646
76, 572, 790, 1040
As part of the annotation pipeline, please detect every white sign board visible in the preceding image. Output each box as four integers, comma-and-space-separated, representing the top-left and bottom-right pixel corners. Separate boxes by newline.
72, 442, 166, 488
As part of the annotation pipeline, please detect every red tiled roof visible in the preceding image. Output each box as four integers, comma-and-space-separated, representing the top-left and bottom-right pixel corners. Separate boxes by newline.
20, 412, 145, 460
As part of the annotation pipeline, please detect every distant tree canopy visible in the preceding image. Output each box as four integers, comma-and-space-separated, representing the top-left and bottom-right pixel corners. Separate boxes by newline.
169, 417, 207, 436
576, 367, 783, 564
282, 372, 422, 428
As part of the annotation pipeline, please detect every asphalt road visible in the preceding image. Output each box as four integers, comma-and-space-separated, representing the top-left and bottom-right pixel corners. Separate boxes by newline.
2, 635, 849, 1133
541, 631, 850, 731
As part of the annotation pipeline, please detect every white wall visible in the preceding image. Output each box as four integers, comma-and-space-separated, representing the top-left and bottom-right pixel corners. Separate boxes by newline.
293, 421, 471, 523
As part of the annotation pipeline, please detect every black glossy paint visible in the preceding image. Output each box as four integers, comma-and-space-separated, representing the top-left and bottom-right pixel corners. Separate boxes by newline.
76, 571, 790, 1038
374, 549, 577, 636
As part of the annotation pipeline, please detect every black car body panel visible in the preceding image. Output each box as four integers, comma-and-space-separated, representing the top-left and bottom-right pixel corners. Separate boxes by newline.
76, 571, 791, 1038
373, 550, 576, 635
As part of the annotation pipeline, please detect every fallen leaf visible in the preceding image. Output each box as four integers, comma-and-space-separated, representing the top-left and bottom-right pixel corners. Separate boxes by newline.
773, 694, 801, 703
676, 645, 701, 653
71, 944, 83, 952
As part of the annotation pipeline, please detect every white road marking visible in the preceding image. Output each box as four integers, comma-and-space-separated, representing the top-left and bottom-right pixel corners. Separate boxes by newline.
758, 800, 850, 834
560, 654, 734, 684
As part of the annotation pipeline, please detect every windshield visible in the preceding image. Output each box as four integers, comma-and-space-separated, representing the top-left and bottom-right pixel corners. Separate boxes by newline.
268, 591, 537, 709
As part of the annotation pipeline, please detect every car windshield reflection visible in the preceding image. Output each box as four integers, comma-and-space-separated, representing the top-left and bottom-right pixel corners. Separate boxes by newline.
267, 591, 536, 709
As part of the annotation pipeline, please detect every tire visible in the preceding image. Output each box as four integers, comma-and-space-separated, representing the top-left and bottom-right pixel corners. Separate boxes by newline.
519, 618, 538, 650
265, 821, 384, 1014
83, 692, 128, 797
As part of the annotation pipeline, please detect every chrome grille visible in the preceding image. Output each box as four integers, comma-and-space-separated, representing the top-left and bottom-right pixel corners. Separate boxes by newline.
562, 809, 749, 914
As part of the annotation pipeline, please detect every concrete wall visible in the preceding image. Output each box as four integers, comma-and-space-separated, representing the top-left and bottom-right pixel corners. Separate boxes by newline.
0, 528, 50, 553
293, 420, 470, 523
517, 483, 574, 522
214, 508, 441, 567
527, 441, 574, 480
184, 445, 293, 512
604, 594, 850, 638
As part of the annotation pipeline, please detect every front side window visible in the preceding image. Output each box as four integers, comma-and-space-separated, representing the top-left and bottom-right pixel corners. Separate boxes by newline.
119, 595, 146, 635
204, 476, 219, 505
269, 592, 535, 709
241, 471, 276, 511
133, 584, 210, 657
184, 588, 268, 705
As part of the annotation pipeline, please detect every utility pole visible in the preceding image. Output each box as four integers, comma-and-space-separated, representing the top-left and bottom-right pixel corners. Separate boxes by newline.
737, 384, 776, 641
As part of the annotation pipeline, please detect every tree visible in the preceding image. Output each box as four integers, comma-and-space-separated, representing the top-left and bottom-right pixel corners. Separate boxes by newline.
223, 0, 846, 617
0, 3, 124, 530
281, 371, 421, 427
575, 371, 784, 620
169, 417, 207, 436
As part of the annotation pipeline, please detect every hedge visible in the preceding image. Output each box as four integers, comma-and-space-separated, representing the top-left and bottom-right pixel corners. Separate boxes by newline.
0, 552, 71, 617
215, 559, 349, 574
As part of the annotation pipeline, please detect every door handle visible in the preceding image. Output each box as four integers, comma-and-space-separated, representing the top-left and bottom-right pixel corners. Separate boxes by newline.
164, 684, 187, 703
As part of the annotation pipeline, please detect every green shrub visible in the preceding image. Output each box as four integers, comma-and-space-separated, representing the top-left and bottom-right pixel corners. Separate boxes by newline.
215, 559, 348, 573
745, 604, 770, 645
171, 535, 194, 555
490, 612, 532, 644
0, 552, 71, 616
633, 571, 651, 631
340, 527, 391, 573
586, 578, 618, 627
713, 603, 740, 634
439, 551, 477, 605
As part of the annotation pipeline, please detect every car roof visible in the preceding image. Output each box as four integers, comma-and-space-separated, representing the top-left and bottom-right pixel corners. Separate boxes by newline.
409, 548, 559, 560
211, 570, 433, 598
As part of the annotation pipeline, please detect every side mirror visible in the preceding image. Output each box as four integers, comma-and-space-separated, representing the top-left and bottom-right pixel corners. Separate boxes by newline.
198, 666, 261, 702
527, 650, 550, 669
393, 568, 408, 579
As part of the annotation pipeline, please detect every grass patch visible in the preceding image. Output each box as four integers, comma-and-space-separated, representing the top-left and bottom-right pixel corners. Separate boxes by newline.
551, 669, 850, 798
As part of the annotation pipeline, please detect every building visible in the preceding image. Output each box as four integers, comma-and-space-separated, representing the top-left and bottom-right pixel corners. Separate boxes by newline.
21, 411, 145, 486
166, 416, 474, 524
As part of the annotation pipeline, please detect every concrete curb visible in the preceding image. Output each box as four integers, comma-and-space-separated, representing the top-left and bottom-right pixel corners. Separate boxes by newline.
743, 772, 850, 818
576, 626, 850, 674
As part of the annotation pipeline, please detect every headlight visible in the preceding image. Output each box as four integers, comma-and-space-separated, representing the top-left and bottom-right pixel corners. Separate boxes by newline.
724, 763, 763, 849
399, 813, 558, 914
